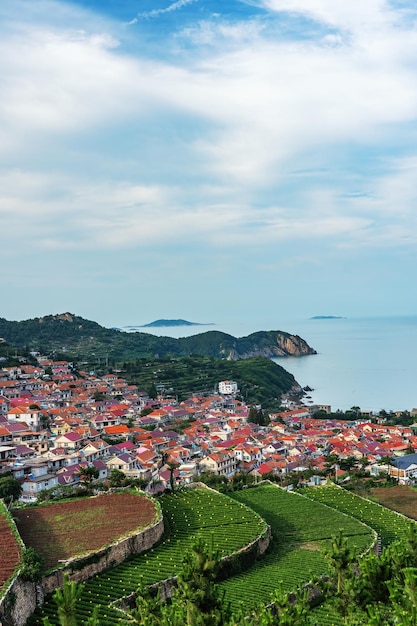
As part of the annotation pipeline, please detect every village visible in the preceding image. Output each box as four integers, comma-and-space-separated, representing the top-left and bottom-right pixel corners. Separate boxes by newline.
1, 356, 417, 502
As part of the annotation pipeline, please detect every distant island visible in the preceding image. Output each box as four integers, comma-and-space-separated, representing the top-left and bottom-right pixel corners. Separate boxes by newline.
310, 316, 345, 320
140, 319, 212, 328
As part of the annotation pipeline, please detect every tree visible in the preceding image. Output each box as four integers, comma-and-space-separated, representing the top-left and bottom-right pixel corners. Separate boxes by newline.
388, 567, 417, 626
76, 465, 99, 485
42, 573, 100, 626
248, 406, 268, 426
195, 472, 227, 491
128, 539, 311, 626
129, 538, 227, 626
347, 406, 361, 418
339, 456, 356, 472
0, 476, 22, 503
20, 547, 44, 582
175, 537, 224, 625
92, 391, 106, 402
109, 468, 126, 487
147, 384, 158, 399
167, 461, 180, 493
324, 530, 354, 595
267, 583, 309, 626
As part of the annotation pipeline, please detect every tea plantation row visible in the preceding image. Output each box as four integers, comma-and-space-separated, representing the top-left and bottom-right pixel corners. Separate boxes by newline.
29, 483, 415, 624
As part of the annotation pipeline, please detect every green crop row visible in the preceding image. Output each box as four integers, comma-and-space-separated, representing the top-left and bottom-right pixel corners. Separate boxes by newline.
29, 487, 266, 625
217, 483, 374, 612
299, 484, 414, 547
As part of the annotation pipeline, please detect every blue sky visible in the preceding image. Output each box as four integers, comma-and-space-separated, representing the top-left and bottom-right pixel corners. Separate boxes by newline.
2, 0, 417, 328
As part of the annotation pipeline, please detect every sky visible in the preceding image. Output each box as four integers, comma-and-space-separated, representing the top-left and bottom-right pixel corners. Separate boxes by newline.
2, 0, 417, 329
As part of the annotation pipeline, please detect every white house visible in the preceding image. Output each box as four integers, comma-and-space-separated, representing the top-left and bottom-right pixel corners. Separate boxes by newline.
7, 406, 41, 431
218, 381, 238, 395
199, 451, 237, 477
21, 464, 58, 502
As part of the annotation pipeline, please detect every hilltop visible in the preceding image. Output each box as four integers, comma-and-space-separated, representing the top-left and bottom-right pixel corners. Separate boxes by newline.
0, 313, 316, 362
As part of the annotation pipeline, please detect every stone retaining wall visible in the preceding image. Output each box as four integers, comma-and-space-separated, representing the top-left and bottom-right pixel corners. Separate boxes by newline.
41, 514, 164, 596
0, 512, 164, 626
118, 515, 272, 612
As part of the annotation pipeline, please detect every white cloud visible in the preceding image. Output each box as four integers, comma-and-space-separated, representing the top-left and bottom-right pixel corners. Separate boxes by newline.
0, 29, 141, 139
1, 0, 417, 261
129, 0, 197, 24
178, 18, 265, 46
261, 0, 393, 33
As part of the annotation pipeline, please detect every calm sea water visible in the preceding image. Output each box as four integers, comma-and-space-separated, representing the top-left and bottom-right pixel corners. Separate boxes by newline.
124, 317, 417, 413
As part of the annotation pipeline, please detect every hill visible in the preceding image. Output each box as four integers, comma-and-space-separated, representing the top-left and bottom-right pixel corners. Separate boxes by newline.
140, 319, 208, 327
0, 313, 316, 362
124, 355, 299, 409
310, 315, 345, 319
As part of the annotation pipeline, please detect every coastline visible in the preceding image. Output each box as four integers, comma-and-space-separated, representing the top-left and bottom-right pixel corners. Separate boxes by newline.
134, 316, 417, 413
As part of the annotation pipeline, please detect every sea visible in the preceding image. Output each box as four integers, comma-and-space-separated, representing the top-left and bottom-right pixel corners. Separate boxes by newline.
120, 316, 417, 414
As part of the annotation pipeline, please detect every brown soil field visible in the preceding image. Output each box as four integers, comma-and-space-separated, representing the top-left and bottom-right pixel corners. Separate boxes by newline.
0, 508, 21, 589
14, 491, 158, 569
370, 485, 417, 520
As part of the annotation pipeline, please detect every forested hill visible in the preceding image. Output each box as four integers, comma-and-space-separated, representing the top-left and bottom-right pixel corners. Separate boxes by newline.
0, 313, 316, 362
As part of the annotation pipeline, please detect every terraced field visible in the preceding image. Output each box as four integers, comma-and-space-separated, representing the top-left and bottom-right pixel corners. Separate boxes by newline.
370, 485, 417, 520
218, 483, 375, 612
29, 487, 267, 625
14, 491, 158, 569
300, 484, 415, 547
30, 483, 407, 624
0, 501, 21, 593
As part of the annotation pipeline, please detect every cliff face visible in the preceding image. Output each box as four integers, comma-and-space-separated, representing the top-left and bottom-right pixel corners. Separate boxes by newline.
223, 332, 317, 360
273, 333, 317, 357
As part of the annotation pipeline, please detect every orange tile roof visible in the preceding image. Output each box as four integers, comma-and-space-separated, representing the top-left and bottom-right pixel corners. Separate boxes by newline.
103, 425, 129, 435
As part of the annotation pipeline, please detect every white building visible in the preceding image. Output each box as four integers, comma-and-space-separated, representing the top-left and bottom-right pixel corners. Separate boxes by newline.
20, 463, 58, 502
218, 380, 238, 395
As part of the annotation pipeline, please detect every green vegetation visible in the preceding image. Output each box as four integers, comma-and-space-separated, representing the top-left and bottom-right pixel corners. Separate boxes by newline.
300, 484, 414, 547
20, 547, 44, 582
125, 355, 296, 409
0, 340, 37, 367
0, 475, 22, 503
40, 526, 417, 626
42, 573, 100, 626
141, 318, 203, 327
29, 487, 266, 625
39, 540, 310, 626
0, 314, 311, 409
218, 483, 374, 612
25, 483, 417, 625
0, 313, 314, 362
312, 406, 416, 427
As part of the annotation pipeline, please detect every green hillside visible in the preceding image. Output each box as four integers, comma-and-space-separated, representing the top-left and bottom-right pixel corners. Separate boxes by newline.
0, 313, 316, 362
124, 355, 297, 408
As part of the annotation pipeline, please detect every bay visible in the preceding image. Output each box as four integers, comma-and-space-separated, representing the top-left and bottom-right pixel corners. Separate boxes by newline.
125, 316, 417, 413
